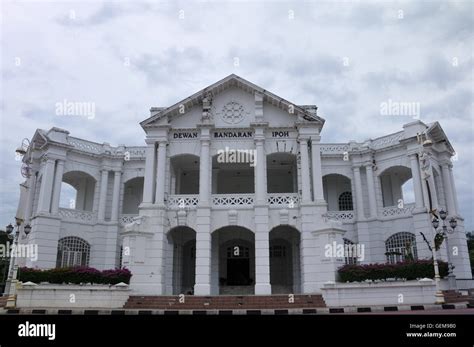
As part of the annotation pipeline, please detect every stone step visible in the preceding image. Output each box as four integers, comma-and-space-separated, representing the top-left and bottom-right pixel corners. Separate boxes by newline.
442, 290, 473, 303
124, 295, 326, 309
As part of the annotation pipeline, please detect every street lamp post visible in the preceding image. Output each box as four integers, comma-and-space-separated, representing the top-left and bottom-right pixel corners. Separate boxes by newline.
4, 218, 31, 308
432, 209, 457, 290
429, 218, 445, 304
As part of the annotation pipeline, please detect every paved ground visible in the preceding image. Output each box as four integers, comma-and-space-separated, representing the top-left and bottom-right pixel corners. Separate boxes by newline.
351, 308, 474, 315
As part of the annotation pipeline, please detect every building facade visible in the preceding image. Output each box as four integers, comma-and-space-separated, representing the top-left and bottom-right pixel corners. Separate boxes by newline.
15, 74, 472, 296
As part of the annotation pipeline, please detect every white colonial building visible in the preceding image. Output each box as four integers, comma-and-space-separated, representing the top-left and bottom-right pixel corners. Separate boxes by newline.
14, 74, 472, 296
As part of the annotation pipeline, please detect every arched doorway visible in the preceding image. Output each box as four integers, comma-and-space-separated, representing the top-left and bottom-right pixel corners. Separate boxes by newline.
166, 226, 196, 295
212, 226, 255, 295
269, 225, 301, 294
59, 171, 96, 211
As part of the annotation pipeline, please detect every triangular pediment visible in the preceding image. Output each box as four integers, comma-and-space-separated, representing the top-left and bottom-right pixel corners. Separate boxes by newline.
425, 121, 455, 154
140, 74, 325, 129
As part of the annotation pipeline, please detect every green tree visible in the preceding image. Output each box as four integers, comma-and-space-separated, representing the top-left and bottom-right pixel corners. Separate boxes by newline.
0, 230, 11, 294
466, 232, 474, 275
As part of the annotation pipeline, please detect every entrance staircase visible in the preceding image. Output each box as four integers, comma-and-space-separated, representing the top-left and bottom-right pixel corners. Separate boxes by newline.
124, 294, 326, 310
443, 290, 474, 304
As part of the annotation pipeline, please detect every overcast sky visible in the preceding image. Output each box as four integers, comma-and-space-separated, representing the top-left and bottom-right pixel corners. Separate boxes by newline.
1, 0, 473, 232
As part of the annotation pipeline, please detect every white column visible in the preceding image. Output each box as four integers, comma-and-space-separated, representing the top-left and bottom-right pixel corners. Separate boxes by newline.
212, 169, 219, 194
448, 166, 459, 214
428, 174, 439, 211
254, 229, 271, 294
50, 160, 65, 215
365, 163, 377, 218
310, 136, 324, 203
98, 169, 109, 222
441, 163, 456, 216
155, 141, 167, 206
254, 138, 267, 205
409, 154, 425, 209
194, 205, 212, 295
111, 171, 121, 221
24, 173, 37, 222
299, 137, 312, 203
352, 166, 365, 220
142, 142, 156, 204
37, 158, 56, 213
199, 136, 211, 206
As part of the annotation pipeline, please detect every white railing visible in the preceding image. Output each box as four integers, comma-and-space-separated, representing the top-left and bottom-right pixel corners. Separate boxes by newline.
67, 137, 105, 155
370, 131, 404, 150
323, 211, 355, 222
320, 144, 350, 155
124, 146, 146, 159
120, 214, 138, 226
212, 194, 254, 207
380, 203, 415, 218
58, 208, 97, 223
268, 193, 300, 207
166, 195, 199, 209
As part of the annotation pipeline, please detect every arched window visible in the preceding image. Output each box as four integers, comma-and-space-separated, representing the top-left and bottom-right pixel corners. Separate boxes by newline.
338, 191, 353, 211
385, 232, 417, 264
226, 245, 250, 258
56, 237, 90, 268
270, 245, 287, 258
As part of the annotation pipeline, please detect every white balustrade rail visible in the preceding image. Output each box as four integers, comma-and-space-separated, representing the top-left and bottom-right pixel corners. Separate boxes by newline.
58, 208, 97, 223
267, 194, 300, 207
68, 136, 147, 160
212, 194, 254, 207
370, 131, 404, 150
119, 214, 138, 226
323, 211, 355, 222
166, 195, 199, 209
67, 137, 104, 154
320, 144, 350, 155
380, 203, 415, 218
124, 146, 146, 159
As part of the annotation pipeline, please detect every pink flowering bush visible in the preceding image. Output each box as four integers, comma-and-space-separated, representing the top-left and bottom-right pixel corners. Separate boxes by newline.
338, 260, 448, 282
18, 266, 131, 285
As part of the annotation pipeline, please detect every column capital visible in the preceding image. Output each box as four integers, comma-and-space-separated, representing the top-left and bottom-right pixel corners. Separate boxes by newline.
41, 155, 58, 163
439, 159, 453, 168
298, 134, 310, 142
362, 161, 374, 168
310, 134, 321, 142
145, 138, 157, 145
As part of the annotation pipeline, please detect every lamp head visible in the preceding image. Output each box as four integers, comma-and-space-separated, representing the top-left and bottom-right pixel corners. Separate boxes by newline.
439, 209, 447, 220
449, 217, 457, 230
24, 224, 32, 235
5, 224, 14, 234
